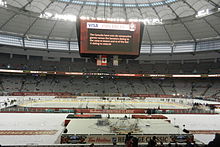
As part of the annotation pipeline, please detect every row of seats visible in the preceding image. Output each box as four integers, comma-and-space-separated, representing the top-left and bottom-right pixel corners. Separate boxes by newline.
0, 75, 219, 98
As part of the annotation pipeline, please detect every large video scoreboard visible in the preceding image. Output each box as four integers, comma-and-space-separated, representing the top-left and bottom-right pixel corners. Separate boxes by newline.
78, 19, 144, 58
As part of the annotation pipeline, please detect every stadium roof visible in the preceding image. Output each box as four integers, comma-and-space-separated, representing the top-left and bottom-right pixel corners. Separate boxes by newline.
0, 0, 220, 43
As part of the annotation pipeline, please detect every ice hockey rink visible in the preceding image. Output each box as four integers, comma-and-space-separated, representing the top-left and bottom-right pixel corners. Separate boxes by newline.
0, 96, 220, 145
22, 98, 191, 109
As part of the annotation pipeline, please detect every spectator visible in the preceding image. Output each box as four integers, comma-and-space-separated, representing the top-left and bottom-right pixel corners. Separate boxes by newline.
186, 140, 193, 147
158, 142, 164, 147
63, 128, 68, 133
192, 141, 199, 147
132, 136, 138, 147
148, 136, 157, 147
125, 132, 133, 147
112, 137, 117, 146
208, 133, 220, 147
175, 142, 179, 147
167, 143, 171, 147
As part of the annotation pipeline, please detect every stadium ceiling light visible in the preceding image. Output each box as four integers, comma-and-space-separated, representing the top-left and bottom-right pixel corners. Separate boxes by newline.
128, 19, 139, 22
40, 12, 76, 22
57, 0, 177, 8
91, 17, 96, 20
0, 0, 7, 7
143, 18, 163, 25
119, 18, 126, 22
97, 17, 106, 20
79, 16, 87, 20
54, 14, 76, 22
129, 18, 163, 25
39, 12, 53, 19
195, 9, 210, 18
40, 12, 162, 24
79, 17, 125, 22
106, 18, 113, 21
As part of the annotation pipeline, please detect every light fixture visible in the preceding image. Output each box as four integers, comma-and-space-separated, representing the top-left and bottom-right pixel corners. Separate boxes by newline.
79, 16, 162, 25
0, 0, 7, 7
39, 12, 53, 19
196, 9, 210, 18
40, 12, 76, 22
57, 0, 178, 8
128, 18, 163, 25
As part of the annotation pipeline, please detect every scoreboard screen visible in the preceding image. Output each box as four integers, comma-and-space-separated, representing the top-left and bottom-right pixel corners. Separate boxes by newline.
78, 20, 144, 57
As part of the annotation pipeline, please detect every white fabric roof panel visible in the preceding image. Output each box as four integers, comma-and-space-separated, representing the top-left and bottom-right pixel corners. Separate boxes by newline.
28, 19, 56, 38
165, 23, 193, 41
96, 6, 111, 18
111, 7, 126, 19
79, 5, 96, 17
155, 6, 176, 20
140, 7, 158, 18
147, 25, 171, 42
188, 0, 215, 11
49, 21, 75, 39
2, 15, 35, 34
25, 0, 51, 13
170, 1, 195, 17
63, 5, 82, 14
207, 14, 220, 34
0, 9, 14, 27
46, 2, 66, 14
126, 8, 142, 19
185, 19, 219, 39
142, 27, 151, 43
7, 0, 28, 8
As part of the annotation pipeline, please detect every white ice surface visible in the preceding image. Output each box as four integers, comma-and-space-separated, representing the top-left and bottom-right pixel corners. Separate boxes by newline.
164, 114, 220, 144
0, 113, 67, 145
0, 113, 219, 145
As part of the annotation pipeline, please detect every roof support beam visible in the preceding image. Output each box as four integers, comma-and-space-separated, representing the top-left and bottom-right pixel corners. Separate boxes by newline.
134, 0, 152, 45
122, 0, 128, 20
103, 0, 106, 18
68, 4, 84, 41
204, 0, 220, 8
94, 0, 99, 18
0, 14, 16, 30
110, 4, 113, 18
203, 18, 220, 36
151, 6, 173, 43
